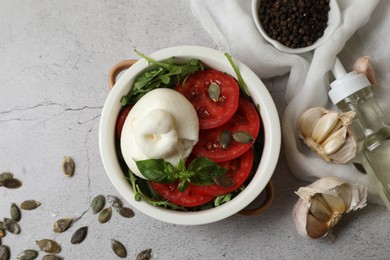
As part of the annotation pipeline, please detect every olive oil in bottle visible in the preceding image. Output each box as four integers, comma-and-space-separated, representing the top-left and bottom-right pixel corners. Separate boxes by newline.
329, 59, 390, 209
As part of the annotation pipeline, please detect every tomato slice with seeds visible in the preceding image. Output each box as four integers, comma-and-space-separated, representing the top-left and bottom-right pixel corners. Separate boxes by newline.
176, 69, 240, 129
149, 181, 214, 207
190, 149, 254, 197
192, 97, 260, 162
116, 105, 132, 139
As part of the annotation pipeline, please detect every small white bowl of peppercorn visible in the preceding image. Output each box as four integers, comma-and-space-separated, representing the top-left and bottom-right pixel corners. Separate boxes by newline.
99, 46, 281, 225
252, 0, 341, 54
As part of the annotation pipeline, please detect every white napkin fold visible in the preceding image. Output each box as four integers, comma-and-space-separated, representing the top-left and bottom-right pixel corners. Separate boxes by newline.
191, 0, 383, 204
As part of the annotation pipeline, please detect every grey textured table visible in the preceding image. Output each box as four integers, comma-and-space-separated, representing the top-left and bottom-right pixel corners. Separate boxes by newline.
0, 1, 388, 259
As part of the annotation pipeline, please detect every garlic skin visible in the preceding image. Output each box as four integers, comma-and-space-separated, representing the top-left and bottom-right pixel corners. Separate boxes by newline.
353, 56, 376, 86
298, 107, 357, 163
293, 176, 367, 240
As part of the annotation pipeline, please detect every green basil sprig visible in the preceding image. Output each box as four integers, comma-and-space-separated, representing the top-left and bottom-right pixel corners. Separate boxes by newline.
135, 157, 228, 192
120, 49, 204, 106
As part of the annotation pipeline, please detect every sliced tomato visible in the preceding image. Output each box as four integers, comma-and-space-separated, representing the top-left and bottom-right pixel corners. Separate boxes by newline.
176, 69, 240, 129
190, 149, 254, 197
115, 105, 132, 139
150, 181, 214, 207
192, 97, 260, 162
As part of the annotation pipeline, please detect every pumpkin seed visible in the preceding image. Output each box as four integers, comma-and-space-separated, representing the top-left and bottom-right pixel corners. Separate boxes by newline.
117, 207, 135, 218
62, 156, 75, 177
10, 203, 21, 222
0, 245, 10, 260
110, 239, 127, 258
207, 82, 221, 102
70, 226, 88, 244
36, 239, 61, 254
98, 207, 112, 223
232, 131, 255, 144
16, 249, 38, 260
0, 172, 13, 186
136, 248, 152, 260
42, 255, 63, 260
107, 195, 122, 209
2, 178, 22, 189
213, 175, 234, 188
4, 218, 20, 234
53, 218, 73, 233
219, 130, 232, 149
91, 195, 105, 214
20, 200, 41, 210
0, 221, 5, 238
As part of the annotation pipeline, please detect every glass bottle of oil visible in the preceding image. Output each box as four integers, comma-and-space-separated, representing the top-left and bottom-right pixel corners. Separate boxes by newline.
329, 59, 390, 210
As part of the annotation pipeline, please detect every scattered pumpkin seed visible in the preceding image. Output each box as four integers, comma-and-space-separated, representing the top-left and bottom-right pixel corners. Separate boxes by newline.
207, 82, 221, 102
136, 248, 152, 260
219, 130, 232, 149
42, 255, 63, 260
70, 226, 88, 245
98, 207, 112, 224
20, 200, 41, 210
353, 162, 367, 174
16, 249, 38, 260
53, 218, 73, 233
117, 207, 135, 218
2, 178, 22, 189
0, 172, 13, 186
10, 203, 21, 222
111, 239, 127, 258
91, 195, 105, 214
36, 239, 61, 254
4, 218, 20, 234
0, 221, 5, 238
62, 156, 75, 177
232, 131, 255, 144
0, 245, 10, 260
213, 175, 234, 188
107, 195, 123, 209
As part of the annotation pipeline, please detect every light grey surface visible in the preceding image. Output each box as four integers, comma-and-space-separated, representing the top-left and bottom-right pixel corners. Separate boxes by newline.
0, 1, 389, 259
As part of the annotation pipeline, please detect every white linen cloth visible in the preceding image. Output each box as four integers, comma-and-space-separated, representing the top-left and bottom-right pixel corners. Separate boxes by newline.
190, 0, 387, 204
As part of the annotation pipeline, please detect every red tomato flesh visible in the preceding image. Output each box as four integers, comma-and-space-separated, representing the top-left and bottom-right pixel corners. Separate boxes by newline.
190, 149, 254, 197
176, 69, 240, 129
116, 105, 132, 139
192, 97, 260, 162
149, 181, 214, 207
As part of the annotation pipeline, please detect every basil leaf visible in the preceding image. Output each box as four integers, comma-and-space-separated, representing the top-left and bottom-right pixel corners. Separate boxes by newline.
188, 157, 228, 186
214, 193, 233, 207
120, 50, 204, 106
178, 180, 189, 192
224, 52, 250, 97
177, 159, 186, 172
136, 159, 177, 183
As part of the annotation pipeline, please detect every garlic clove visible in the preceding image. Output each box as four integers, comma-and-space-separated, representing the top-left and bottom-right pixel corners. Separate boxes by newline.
306, 212, 330, 239
311, 113, 339, 143
353, 56, 376, 86
334, 184, 352, 210
321, 127, 347, 155
321, 193, 347, 214
293, 176, 367, 240
328, 130, 357, 163
298, 107, 357, 163
309, 194, 333, 222
298, 107, 326, 138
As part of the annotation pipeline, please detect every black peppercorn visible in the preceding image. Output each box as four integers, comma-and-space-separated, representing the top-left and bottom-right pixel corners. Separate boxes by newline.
258, 0, 330, 49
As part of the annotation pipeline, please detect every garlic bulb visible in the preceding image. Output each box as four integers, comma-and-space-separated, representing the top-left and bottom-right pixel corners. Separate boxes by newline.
353, 56, 376, 86
298, 107, 357, 163
293, 176, 367, 241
